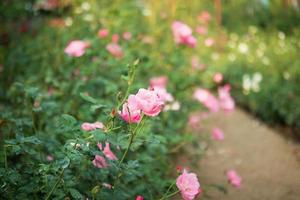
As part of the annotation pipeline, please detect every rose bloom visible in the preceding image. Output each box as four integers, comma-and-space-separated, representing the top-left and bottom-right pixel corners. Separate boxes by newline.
119, 95, 142, 123
171, 21, 197, 48
204, 38, 214, 47
111, 34, 119, 43
196, 26, 207, 35
176, 170, 201, 200
213, 73, 223, 83
92, 155, 108, 168
227, 170, 242, 188
122, 31, 132, 40
102, 142, 118, 160
149, 76, 168, 88
153, 87, 174, 103
212, 127, 224, 140
64, 40, 89, 57
81, 121, 104, 131
193, 88, 219, 112
98, 28, 109, 38
198, 11, 211, 24
102, 183, 112, 189
218, 85, 235, 112
106, 43, 123, 58
135, 88, 164, 117
136, 196, 144, 200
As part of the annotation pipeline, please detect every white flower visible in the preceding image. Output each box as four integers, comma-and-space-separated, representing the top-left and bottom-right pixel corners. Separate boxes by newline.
81, 2, 91, 11
65, 17, 73, 26
238, 43, 249, 54
278, 32, 285, 40
211, 52, 220, 60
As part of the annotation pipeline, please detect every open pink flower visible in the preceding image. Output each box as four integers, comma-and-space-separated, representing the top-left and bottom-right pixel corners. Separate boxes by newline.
136, 196, 144, 200
227, 170, 242, 188
149, 76, 168, 88
64, 40, 89, 57
213, 73, 223, 83
92, 155, 108, 168
119, 95, 142, 123
112, 34, 119, 43
106, 43, 123, 58
102, 142, 118, 160
176, 170, 201, 200
172, 21, 197, 48
153, 87, 174, 103
212, 127, 224, 140
218, 85, 235, 112
196, 26, 207, 35
193, 88, 219, 112
122, 31, 132, 40
135, 88, 164, 117
98, 28, 109, 38
81, 121, 104, 131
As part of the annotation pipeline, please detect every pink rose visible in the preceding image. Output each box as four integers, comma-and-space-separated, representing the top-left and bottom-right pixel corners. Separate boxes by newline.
136, 196, 144, 200
227, 170, 242, 188
47, 155, 54, 161
112, 34, 119, 43
153, 87, 174, 103
81, 121, 104, 131
135, 88, 164, 117
198, 11, 211, 24
119, 95, 142, 123
204, 38, 214, 47
92, 155, 108, 168
102, 142, 118, 160
149, 76, 168, 88
122, 31, 132, 40
176, 170, 201, 200
102, 183, 112, 189
171, 21, 197, 48
64, 40, 89, 57
213, 73, 223, 83
106, 43, 123, 58
98, 28, 109, 38
196, 26, 207, 35
193, 88, 219, 112
212, 127, 224, 140
218, 85, 235, 112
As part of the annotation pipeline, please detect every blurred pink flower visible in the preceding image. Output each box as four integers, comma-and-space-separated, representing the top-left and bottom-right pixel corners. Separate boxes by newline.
196, 26, 207, 35
204, 38, 214, 47
81, 121, 104, 131
149, 76, 168, 88
198, 11, 211, 24
47, 155, 54, 161
212, 127, 224, 140
193, 88, 219, 112
227, 170, 242, 188
102, 183, 112, 189
92, 155, 108, 168
119, 95, 142, 123
176, 169, 201, 200
64, 40, 89, 57
112, 34, 119, 43
136, 196, 144, 200
172, 21, 197, 48
191, 56, 206, 70
213, 73, 223, 83
98, 28, 109, 38
136, 88, 164, 117
106, 43, 123, 58
153, 87, 174, 103
102, 142, 118, 160
122, 31, 132, 40
218, 85, 235, 112
188, 112, 209, 129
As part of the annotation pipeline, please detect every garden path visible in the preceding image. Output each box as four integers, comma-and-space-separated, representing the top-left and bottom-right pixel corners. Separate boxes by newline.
177, 109, 300, 200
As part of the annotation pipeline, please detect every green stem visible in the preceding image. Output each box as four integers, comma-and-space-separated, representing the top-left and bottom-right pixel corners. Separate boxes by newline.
4, 145, 7, 169
163, 181, 176, 198
159, 190, 180, 200
45, 168, 65, 200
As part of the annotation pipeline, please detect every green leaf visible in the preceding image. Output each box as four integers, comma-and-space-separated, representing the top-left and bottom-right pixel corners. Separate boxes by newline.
69, 188, 83, 199
80, 92, 98, 104
59, 157, 70, 169
61, 114, 77, 125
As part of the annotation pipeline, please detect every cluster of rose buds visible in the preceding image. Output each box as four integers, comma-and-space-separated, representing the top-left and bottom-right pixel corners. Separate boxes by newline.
171, 21, 197, 48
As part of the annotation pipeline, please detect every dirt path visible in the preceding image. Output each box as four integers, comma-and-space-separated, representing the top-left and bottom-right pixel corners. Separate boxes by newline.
193, 109, 300, 200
